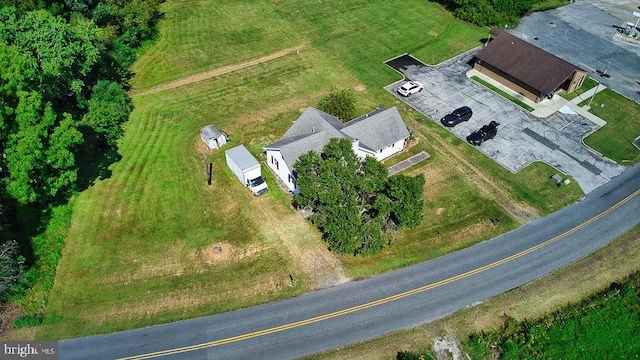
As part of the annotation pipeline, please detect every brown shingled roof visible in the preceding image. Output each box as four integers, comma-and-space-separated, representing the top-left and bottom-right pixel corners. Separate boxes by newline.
476, 29, 581, 95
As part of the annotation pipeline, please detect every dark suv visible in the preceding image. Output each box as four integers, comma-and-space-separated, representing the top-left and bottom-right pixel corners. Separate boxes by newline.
467, 121, 499, 146
440, 106, 473, 127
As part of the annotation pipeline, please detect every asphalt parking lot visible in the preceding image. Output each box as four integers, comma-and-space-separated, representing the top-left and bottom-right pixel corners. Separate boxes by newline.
386, 50, 624, 194
384, 0, 640, 195
510, 0, 640, 103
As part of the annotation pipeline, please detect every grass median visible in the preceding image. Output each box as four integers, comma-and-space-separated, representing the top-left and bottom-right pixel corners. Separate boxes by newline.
471, 76, 535, 112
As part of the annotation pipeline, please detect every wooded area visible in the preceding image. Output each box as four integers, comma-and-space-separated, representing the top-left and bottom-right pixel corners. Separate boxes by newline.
0, 0, 163, 323
437, 0, 565, 27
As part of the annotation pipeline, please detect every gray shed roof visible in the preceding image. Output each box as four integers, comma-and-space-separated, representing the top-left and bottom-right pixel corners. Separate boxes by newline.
201, 124, 224, 140
264, 106, 409, 167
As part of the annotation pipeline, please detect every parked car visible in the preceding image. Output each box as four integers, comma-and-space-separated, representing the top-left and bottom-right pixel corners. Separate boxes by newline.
440, 106, 473, 127
396, 81, 424, 97
467, 121, 499, 146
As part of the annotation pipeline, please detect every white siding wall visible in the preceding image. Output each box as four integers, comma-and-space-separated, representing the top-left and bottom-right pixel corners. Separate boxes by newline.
368, 138, 407, 161
265, 149, 297, 193
267, 137, 407, 195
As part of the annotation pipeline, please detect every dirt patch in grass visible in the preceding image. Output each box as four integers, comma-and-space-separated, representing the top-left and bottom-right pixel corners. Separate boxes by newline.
195, 137, 213, 154
253, 202, 349, 289
133, 43, 308, 96
354, 84, 367, 92
197, 243, 234, 264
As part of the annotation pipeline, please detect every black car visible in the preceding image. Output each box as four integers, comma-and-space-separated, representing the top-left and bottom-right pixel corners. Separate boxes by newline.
467, 121, 499, 146
440, 106, 473, 127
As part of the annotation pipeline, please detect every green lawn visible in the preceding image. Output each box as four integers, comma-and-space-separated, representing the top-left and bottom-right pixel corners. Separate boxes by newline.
130, 0, 304, 90
558, 77, 599, 101
36, 0, 585, 339
530, 0, 571, 12
582, 88, 640, 164
471, 76, 535, 112
341, 110, 583, 278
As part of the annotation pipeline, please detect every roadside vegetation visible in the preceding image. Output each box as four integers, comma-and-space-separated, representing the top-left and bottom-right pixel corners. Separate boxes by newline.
307, 225, 640, 360
465, 272, 640, 359
582, 88, 640, 164
2, 0, 608, 342
434, 0, 568, 27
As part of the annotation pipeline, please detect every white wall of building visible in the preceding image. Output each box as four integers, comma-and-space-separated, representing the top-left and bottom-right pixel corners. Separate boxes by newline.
267, 137, 407, 194
265, 149, 297, 193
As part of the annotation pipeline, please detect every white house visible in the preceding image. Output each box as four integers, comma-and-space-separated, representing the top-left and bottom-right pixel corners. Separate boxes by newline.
200, 124, 227, 150
263, 106, 410, 193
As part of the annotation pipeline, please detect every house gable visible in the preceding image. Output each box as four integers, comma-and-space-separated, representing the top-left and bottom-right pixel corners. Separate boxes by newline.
342, 107, 409, 153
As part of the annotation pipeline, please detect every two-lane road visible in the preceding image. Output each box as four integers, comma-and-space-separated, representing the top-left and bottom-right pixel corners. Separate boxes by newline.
61, 163, 640, 359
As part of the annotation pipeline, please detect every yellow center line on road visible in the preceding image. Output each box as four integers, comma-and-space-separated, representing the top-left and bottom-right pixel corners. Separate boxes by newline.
119, 188, 640, 360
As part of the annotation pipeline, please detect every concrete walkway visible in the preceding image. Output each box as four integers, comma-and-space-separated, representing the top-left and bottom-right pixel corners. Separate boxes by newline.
467, 69, 608, 126
387, 151, 429, 175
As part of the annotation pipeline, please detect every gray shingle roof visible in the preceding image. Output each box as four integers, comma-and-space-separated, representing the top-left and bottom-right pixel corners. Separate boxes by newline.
342, 107, 409, 152
264, 106, 409, 167
201, 124, 223, 140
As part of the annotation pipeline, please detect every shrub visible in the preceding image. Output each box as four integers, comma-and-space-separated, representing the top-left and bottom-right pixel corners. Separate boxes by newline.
13, 315, 42, 329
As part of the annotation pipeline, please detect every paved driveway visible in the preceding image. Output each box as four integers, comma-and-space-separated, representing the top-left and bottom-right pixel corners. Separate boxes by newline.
510, 0, 640, 103
386, 50, 624, 194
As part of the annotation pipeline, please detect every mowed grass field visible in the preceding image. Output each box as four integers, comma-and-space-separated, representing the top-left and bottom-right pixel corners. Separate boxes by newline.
31, 0, 584, 339
583, 88, 640, 165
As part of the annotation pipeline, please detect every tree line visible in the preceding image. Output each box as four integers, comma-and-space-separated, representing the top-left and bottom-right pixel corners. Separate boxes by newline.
436, 0, 560, 27
0, 0, 163, 318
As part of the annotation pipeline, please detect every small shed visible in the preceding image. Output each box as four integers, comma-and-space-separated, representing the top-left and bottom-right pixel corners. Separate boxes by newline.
200, 125, 227, 150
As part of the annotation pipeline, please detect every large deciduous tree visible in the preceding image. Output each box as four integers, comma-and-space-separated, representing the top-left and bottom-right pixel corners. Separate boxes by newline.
317, 89, 357, 122
5, 91, 82, 204
295, 138, 425, 255
82, 80, 132, 148
0, 8, 101, 107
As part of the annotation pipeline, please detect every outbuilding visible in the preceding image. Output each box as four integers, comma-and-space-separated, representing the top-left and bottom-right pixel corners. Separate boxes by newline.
473, 29, 587, 103
200, 125, 227, 150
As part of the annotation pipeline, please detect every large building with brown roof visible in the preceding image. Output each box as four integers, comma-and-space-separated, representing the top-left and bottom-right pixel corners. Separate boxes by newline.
473, 29, 587, 103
